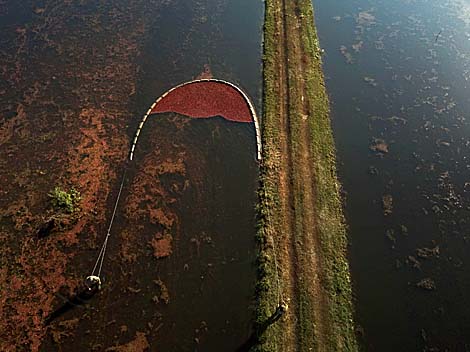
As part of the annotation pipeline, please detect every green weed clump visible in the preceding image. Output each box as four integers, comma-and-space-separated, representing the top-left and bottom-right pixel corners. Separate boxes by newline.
48, 187, 81, 214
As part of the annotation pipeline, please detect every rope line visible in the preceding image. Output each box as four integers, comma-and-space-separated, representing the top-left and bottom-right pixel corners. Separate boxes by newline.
90, 167, 127, 278
90, 236, 107, 276
97, 237, 109, 277
107, 168, 127, 235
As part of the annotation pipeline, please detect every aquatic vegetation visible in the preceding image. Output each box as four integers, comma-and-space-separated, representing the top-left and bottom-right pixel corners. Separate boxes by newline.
150, 233, 173, 259
363, 76, 378, 87
356, 10, 376, 27
48, 187, 81, 214
339, 45, 354, 64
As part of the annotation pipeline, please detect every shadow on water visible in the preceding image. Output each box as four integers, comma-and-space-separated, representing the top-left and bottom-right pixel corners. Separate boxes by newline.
44, 286, 99, 326
236, 334, 259, 352
235, 305, 287, 352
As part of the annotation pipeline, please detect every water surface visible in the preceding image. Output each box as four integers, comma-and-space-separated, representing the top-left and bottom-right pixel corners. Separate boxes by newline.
315, 0, 470, 350
0, 0, 264, 350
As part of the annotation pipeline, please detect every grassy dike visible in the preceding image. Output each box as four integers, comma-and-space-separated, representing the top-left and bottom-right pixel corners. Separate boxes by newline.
252, 0, 284, 350
253, 0, 358, 350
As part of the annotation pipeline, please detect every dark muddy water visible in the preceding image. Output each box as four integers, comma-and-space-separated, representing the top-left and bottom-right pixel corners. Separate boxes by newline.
315, 0, 470, 350
128, 2, 264, 349
11, 0, 262, 351
47, 114, 259, 351
126, 115, 258, 351
71, 1, 261, 351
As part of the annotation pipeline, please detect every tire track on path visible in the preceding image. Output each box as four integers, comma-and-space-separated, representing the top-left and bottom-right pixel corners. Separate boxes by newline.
274, 0, 301, 349
260, 0, 358, 350
275, 0, 331, 349
286, 0, 331, 349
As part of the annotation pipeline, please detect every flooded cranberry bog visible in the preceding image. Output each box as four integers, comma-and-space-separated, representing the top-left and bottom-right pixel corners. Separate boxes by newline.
315, 0, 470, 350
0, 0, 263, 350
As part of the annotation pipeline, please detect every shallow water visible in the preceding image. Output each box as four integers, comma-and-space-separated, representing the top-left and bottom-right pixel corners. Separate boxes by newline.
315, 0, 470, 350
0, 0, 263, 350
45, 114, 259, 351
63, 0, 263, 349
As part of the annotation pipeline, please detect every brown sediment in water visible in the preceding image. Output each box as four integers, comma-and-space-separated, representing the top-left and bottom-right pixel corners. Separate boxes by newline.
109, 331, 150, 352
195, 64, 213, 80
0, 1, 150, 349
1, 1, 258, 350
150, 233, 173, 259
151, 81, 252, 122
124, 154, 184, 228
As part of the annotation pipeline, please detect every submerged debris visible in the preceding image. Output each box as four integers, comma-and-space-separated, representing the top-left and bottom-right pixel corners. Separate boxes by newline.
363, 76, 378, 87
416, 278, 436, 291
339, 45, 354, 64
152, 279, 170, 305
127, 287, 142, 294
400, 225, 408, 236
406, 256, 421, 270
106, 331, 149, 352
370, 138, 389, 154
416, 246, 440, 259
382, 194, 393, 216
368, 166, 379, 175
385, 229, 396, 243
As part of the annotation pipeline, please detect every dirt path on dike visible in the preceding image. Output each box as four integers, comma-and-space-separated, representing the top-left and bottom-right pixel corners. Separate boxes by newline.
255, 0, 358, 351
274, 0, 329, 349
274, 0, 300, 348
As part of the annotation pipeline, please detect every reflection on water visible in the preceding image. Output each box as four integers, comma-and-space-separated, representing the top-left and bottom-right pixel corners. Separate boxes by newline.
315, 0, 470, 350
